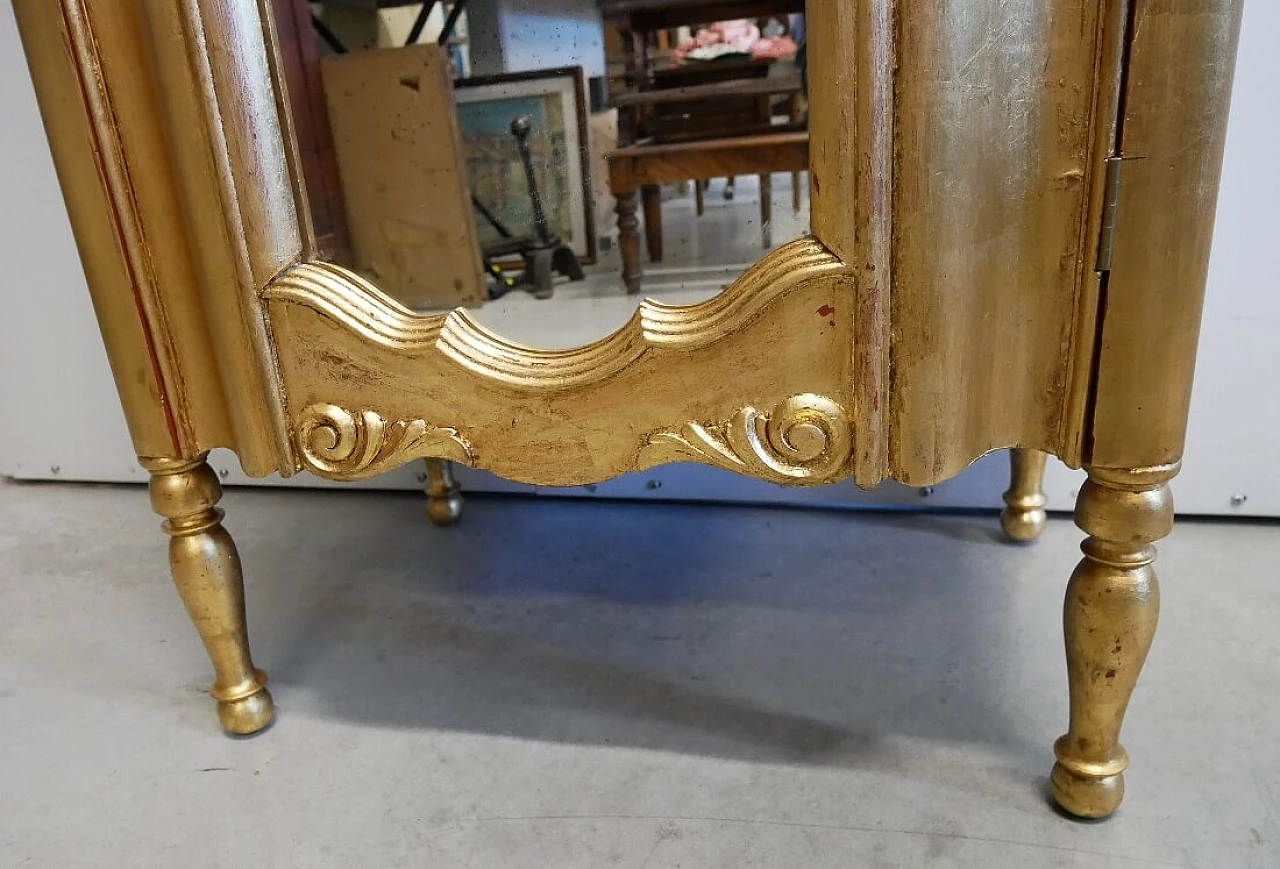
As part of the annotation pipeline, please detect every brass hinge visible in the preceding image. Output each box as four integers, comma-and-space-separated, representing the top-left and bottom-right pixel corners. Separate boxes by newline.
1096, 156, 1125, 272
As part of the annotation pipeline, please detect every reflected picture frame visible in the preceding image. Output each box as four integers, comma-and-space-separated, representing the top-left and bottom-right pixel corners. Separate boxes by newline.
455, 66, 596, 266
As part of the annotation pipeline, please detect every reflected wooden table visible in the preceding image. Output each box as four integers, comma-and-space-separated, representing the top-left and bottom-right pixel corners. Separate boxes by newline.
603, 0, 809, 291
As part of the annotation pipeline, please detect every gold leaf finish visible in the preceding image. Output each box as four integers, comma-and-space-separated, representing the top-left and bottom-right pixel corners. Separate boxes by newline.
1001, 449, 1049, 542
641, 395, 852, 485
268, 238, 845, 391
297, 404, 474, 482
267, 239, 858, 486
141, 454, 274, 735
637, 242, 840, 349
1051, 464, 1175, 818
423, 458, 464, 527
15, 0, 1244, 817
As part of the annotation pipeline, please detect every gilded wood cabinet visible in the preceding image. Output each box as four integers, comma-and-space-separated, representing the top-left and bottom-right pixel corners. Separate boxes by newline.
15, 0, 1242, 819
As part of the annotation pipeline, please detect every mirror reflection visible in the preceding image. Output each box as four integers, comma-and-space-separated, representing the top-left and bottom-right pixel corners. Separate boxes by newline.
282, 0, 809, 348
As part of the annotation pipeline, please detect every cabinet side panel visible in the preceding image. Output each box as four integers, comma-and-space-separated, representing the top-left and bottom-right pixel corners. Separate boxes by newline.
139, 0, 307, 475
807, 0, 890, 486
1088, 0, 1244, 469
13, 0, 240, 459
890, 0, 1105, 485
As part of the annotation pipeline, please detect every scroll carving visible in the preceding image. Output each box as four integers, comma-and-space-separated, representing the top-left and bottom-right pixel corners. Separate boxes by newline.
297, 404, 474, 481
640, 394, 853, 484
268, 240, 859, 486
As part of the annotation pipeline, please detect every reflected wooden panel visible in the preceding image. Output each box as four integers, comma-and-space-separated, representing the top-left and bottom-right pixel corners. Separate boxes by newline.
320, 45, 487, 309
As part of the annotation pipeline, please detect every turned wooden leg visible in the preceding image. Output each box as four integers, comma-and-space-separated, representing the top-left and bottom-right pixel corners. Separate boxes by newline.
424, 457, 463, 527
142, 454, 274, 736
695, 179, 705, 216
616, 191, 641, 294
641, 184, 664, 262
1051, 465, 1172, 818
759, 173, 773, 248
1001, 448, 1048, 541
792, 171, 803, 214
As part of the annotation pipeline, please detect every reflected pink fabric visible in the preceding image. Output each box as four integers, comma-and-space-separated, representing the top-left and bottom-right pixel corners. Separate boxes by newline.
674, 20, 798, 63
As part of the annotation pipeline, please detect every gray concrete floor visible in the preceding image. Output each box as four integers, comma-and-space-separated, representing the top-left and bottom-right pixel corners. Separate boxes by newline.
1, 478, 1277, 868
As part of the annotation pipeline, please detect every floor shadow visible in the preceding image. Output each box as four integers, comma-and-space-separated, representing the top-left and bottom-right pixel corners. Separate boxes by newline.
232, 489, 1054, 772
872, 510, 1013, 546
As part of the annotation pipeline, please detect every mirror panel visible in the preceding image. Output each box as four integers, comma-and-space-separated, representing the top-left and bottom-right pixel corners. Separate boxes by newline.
284, 0, 810, 349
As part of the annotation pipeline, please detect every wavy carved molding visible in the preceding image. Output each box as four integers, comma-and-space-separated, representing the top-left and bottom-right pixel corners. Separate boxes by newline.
297, 404, 474, 481
265, 238, 846, 391
640, 394, 853, 484
266, 237, 861, 486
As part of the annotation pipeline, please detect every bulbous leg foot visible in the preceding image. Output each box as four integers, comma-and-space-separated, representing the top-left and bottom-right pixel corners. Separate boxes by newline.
424, 458, 464, 527
1051, 743, 1126, 818
214, 670, 275, 735
1051, 465, 1172, 819
142, 454, 274, 736
1001, 448, 1048, 541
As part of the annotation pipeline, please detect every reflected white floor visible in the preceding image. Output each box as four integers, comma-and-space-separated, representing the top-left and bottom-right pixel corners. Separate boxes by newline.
457, 174, 810, 349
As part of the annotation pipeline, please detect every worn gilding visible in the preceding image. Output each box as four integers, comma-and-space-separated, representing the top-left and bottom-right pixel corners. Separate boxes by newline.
13, 0, 1244, 816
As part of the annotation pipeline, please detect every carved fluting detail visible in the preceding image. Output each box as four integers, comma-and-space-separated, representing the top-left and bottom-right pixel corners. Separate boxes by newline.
640, 394, 853, 484
297, 403, 475, 481
265, 241, 853, 486
266, 240, 846, 391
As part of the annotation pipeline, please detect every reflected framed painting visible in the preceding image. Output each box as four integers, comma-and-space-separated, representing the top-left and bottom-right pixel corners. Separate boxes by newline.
455, 66, 596, 266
